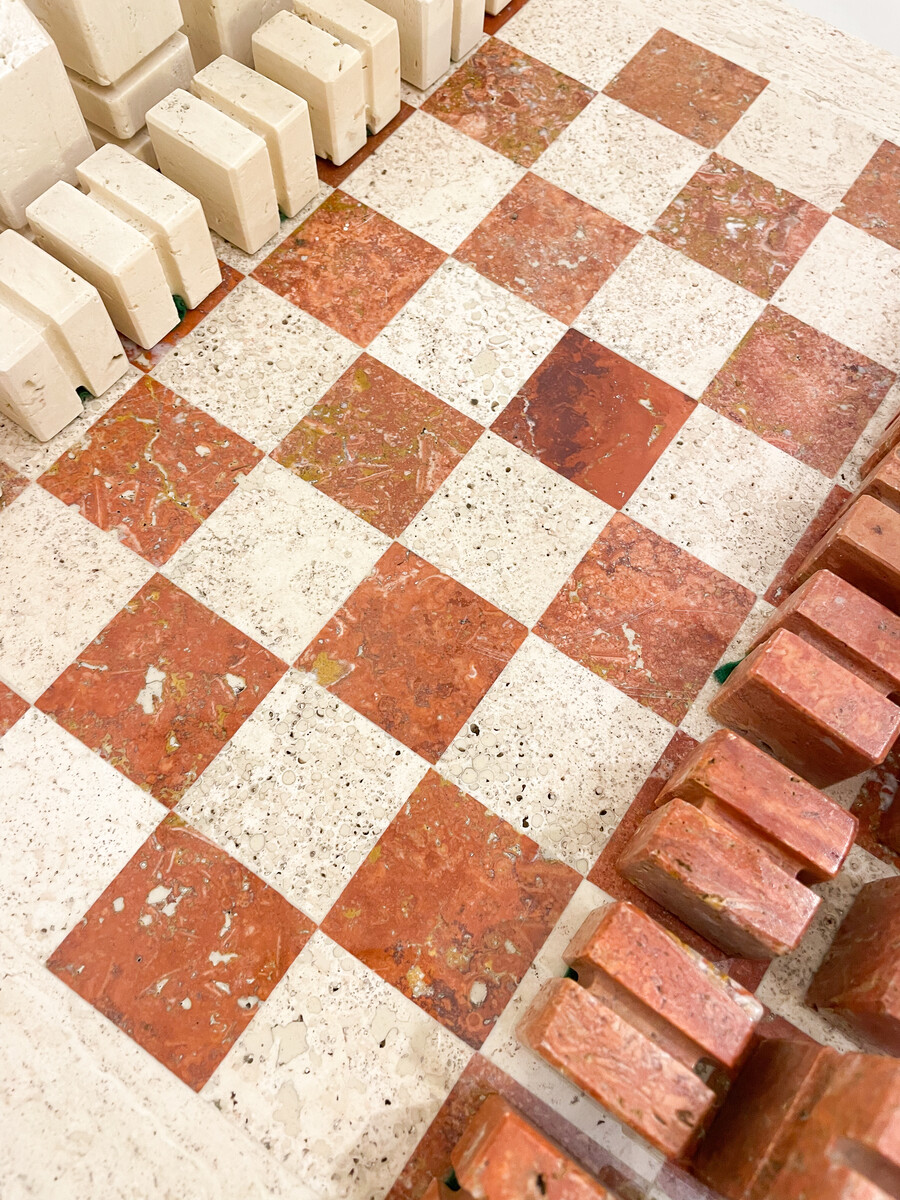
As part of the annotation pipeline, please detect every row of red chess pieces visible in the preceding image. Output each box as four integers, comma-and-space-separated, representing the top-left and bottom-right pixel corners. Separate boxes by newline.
420, 422, 900, 1197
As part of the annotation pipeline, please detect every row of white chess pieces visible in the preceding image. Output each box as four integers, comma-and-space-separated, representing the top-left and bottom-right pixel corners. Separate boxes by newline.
1, 0, 505, 443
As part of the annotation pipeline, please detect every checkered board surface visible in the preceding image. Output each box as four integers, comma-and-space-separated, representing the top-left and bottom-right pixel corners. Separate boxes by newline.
2, 0, 900, 1196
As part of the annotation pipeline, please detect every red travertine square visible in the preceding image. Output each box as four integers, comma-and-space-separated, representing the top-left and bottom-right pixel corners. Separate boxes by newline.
617, 799, 820, 958
656, 728, 856, 882
563, 901, 762, 1071
517, 977, 715, 1159
861, 410, 900, 478
423, 1183, 464, 1200
452, 1095, 614, 1199
806, 876, 900, 1056
791, 494, 900, 615
708, 628, 900, 787
750, 570, 900, 698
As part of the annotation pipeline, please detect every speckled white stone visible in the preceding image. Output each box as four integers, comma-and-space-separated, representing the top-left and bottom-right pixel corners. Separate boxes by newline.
164, 458, 390, 663
625, 405, 832, 593
0, 487, 152, 701
532, 95, 709, 234
756, 844, 898, 1050
370, 259, 565, 425
577, 238, 766, 399
837, 381, 900, 490
151, 278, 359, 450
481, 878, 665, 1189
0, 933, 314, 1200
717, 83, 883, 212
437, 635, 673, 874
204, 930, 471, 1199
402, 431, 612, 626
212, 181, 332, 273
177, 670, 427, 922
0, 709, 161, 956
774, 217, 900, 372
342, 109, 523, 252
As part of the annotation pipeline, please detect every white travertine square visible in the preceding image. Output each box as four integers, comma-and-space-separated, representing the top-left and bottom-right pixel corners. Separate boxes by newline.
77, 145, 221, 311
0, 300, 81, 443
67, 31, 194, 140
147, 89, 280, 256
253, 11, 367, 166
192, 56, 319, 219
179, 0, 293, 71
366, 0, 452, 90
26, 181, 179, 351
293, 0, 401, 134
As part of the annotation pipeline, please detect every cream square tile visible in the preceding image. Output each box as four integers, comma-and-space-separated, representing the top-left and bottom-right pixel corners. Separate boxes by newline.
152, 279, 360, 451
437, 635, 673, 874
401, 432, 613, 625
837, 381, 900, 490
370, 259, 565, 426
0, 366, 143, 481
0, 488, 152, 702
205, 930, 471, 1199
212, 181, 333, 274
775, 217, 900, 372
718, 84, 883, 211
341, 109, 524, 253
756, 845, 897, 1050
0, 709, 162, 956
480, 878, 665, 1189
498, 0, 660, 92
164, 458, 390, 664
532, 95, 709, 233
177, 670, 427, 924
577, 237, 766, 397
624, 405, 831, 593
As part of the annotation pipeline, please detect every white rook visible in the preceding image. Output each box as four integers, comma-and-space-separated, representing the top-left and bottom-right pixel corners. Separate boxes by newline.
68, 32, 195, 139
366, 0, 451, 89
26, 182, 179, 350
0, 301, 83, 441
147, 90, 280, 255
77, 145, 221, 310
0, 0, 93, 230
179, 0, 293, 71
253, 11, 366, 166
87, 122, 158, 168
0, 229, 127, 399
484, 0, 512, 15
292, 0, 400, 135
451, 0, 481, 60
192, 57, 318, 219
24, 0, 183, 86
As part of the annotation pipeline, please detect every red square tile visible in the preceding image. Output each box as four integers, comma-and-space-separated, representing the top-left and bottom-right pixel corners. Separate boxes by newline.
0, 460, 29, 511
422, 37, 595, 168
296, 543, 527, 762
47, 813, 313, 1090
763, 482, 851, 606
651, 154, 829, 299
491, 328, 694, 506
317, 102, 415, 188
0, 680, 28, 736
252, 190, 445, 347
535, 512, 755, 724
701, 307, 895, 475
586, 730, 768, 993
38, 376, 263, 567
37, 575, 287, 807
456, 173, 641, 323
849, 747, 900, 874
323, 769, 578, 1048
271, 353, 482, 537
603, 28, 768, 149
121, 262, 244, 373
835, 140, 900, 253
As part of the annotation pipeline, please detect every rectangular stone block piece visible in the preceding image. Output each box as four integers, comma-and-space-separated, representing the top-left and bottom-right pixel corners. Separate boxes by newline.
293, 0, 401, 134
451, 0, 482, 60
452, 1094, 614, 1199
191, 56, 319, 219
24, 0, 183, 86
77, 144, 221, 311
657, 728, 857, 882
179, 0, 294, 71
366, 0, 452, 90
709, 627, 900, 787
253, 11, 367, 165
862, 408, 900, 478
484, 0, 513, 16
146, 90, 280, 256
26, 181, 179, 350
67, 31, 195, 140
0, 229, 127, 398
0, 300, 82, 441
806, 876, 900, 1056
87, 122, 158, 168
0, 1, 93, 229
